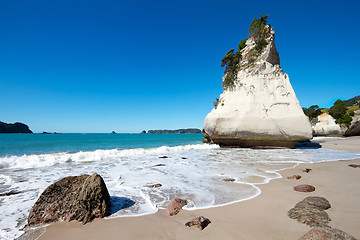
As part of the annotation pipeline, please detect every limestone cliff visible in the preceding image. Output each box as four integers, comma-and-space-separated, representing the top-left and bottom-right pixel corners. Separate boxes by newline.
203, 16, 312, 148
311, 113, 343, 136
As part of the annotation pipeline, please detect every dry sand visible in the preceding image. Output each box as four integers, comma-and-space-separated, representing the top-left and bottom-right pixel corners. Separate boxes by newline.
34, 137, 360, 240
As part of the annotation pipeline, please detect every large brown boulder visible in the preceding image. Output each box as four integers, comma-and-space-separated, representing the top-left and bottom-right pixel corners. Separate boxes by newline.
294, 196, 331, 210
27, 173, 111, 226
288, 196, 331, 227
299, 227, 357, 240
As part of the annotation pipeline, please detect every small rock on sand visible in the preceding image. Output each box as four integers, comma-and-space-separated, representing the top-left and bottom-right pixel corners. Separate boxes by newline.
303, 168, 312, 173
167, 198, 187, 216
348, 164, 360, 168
294, 184, 315, 192
185, 216, 211, 230
287, 175, 301, 180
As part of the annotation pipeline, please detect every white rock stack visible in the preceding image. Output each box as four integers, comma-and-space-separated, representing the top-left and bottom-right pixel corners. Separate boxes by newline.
203, 21, 312, 148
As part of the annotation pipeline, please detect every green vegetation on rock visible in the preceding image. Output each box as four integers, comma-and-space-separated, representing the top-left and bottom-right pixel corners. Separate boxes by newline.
220, 14, 270, 90
329, 99, 353, 127
249, 14, 270, 55
302, 105, 322, 120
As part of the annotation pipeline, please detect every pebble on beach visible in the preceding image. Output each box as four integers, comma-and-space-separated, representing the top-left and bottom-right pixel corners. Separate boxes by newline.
287, 175, 301, 180
294, 184, 316, 192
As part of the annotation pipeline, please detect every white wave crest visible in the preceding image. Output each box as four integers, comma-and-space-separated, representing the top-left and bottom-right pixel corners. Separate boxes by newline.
0, 144, 219, 170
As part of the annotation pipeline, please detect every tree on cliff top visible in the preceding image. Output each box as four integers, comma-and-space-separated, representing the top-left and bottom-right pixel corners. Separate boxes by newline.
302, 105, 322, 120
329, 100, 352, 126
220, 14, 269, 91
248, 14, 269, 40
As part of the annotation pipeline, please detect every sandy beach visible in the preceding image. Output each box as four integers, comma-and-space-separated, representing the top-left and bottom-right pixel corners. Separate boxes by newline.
33, 137, 360, 240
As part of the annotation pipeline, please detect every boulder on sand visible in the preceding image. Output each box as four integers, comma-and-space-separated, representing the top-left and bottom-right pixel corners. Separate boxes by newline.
27, 173, 111, 226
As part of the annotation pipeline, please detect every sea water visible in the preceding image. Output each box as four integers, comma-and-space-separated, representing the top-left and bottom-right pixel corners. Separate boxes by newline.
0, 134, 359, 239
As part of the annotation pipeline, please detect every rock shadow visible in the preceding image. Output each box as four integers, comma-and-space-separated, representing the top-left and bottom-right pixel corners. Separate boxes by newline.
109, 196, 135, 214
296, 141, 322, 149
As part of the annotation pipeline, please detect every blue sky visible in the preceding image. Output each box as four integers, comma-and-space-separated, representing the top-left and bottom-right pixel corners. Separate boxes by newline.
1, 0, 359, 133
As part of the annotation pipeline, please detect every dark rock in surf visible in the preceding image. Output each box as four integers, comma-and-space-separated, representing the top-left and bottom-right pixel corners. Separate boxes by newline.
27, 173, 111, 226
167, 198, 187, 216
144, 184, 162, 188
222, 178, 236, 182
153, 164, 166, 167
0, 190, 23, 197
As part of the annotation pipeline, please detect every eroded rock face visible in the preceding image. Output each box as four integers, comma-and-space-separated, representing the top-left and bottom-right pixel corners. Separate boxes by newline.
344, 120, 360, 137
27, 173, 111, 226
202, 25, 311, 148
299, 227, 357, 240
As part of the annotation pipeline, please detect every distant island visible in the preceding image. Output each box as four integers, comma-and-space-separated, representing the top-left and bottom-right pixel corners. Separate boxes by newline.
0, 121, 33, 133
144, 128, 201, 134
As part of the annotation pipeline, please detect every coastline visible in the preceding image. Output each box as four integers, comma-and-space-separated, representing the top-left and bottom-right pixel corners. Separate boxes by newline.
32, 137, 360, 240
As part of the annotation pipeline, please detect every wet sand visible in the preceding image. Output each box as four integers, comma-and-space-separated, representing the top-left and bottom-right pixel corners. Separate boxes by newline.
36, 137, 360, 240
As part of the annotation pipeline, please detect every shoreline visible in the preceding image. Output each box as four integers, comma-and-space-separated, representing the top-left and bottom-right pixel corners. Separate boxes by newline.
28, 137, 360, 240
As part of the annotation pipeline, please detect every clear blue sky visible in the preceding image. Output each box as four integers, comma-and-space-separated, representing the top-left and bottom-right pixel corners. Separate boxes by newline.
1, 0, 359, 133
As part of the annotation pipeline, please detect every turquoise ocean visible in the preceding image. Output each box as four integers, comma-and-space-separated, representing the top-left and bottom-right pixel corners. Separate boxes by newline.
0, 133, 359, 239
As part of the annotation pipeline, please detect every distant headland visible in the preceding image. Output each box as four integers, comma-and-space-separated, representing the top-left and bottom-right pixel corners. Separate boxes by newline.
0, 121, 33, 133
142, 128, 201, 134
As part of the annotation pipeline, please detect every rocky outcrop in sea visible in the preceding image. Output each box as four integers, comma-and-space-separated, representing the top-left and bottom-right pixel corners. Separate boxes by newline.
147, 128, 201, 134
202, 16, 312, 148
0, 121, 33, 133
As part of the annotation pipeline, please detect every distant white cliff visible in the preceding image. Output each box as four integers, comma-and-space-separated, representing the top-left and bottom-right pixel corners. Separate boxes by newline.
203, 16, 312, 148
311, 113, 343, 136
